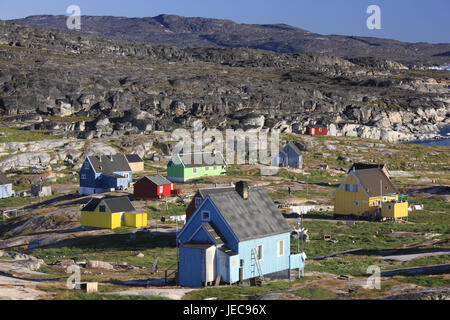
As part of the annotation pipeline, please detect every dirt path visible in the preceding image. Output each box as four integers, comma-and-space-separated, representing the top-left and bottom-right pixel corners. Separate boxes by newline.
103, 288, 196, 300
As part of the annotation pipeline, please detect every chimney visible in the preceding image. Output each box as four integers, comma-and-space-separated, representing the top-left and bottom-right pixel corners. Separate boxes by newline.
235, 181, 249, 200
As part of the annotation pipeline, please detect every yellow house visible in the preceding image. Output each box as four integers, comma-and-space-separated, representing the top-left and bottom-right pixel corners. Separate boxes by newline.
334, 167, 408, 220
125, 154, 144, 173
81, 196, 147, 229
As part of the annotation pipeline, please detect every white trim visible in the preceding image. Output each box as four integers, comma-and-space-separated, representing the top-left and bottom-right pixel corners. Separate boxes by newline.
333, 172, 370, 198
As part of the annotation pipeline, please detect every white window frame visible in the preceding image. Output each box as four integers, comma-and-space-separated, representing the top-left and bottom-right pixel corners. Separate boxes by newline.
277, 240, 284, 257
170, 183, 174, 191
159, 186, 163, 194
201, 211, 210, 222
344, 184, 351, 192
256, 244, 263, 261
81, 174, 86, 180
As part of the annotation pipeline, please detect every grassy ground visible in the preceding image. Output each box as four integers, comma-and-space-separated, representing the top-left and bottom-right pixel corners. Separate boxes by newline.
0, 127, 63, 143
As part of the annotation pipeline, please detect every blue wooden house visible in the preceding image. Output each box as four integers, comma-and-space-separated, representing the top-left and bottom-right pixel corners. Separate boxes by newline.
272, 142, 304, 168
79, 155, 133, 195
177, 181, 305, 287
0, 172, 13, 199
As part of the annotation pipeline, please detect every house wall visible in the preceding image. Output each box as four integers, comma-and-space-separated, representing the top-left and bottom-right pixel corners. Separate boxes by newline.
238, 233, 291, 281
79, 158, 132, 194
167, 163, 185, 181
334, 174, 370, 216
129, 162, 144, 172
334, 174, 400, 216
183, 166, 226, 181
185, 191, 201, 221
179, 247, 205, 287
0, 183, 13, 199
124, 212, 147, 227
382, 201, 408, 218
134, 178, 158, 199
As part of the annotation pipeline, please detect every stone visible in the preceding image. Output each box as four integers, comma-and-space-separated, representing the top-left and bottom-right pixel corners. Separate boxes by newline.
86, 260, 114, 270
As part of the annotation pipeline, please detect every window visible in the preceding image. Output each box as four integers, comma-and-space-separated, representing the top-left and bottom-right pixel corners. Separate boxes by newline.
84, 162, 89, 169
388, 205, 392, 210
159, 186, 163, 194
195, 197, 202, 208
277, 240, 284, 256
213, 166, 217, 171
383, 197, 387, 201
355, 201, 359, 206
202, 211, 210, 221
222, 166, 225, 170
170, 184, 174, 191
205, 166, 209, 171
193, 168, 197, 174
352, 184, 359, 193
99, 205, 106, 213
124, 173, 129, 178
81, 174, 86, 180
256, 245, 263, 261
344, 184, 351, 192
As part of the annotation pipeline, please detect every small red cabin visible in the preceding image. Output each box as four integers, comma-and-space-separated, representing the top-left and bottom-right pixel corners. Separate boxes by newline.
133, 175, 181, 200
308, 127, 328, 136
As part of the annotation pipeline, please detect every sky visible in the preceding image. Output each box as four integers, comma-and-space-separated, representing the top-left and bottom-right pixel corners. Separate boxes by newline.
0, 0, 449, 43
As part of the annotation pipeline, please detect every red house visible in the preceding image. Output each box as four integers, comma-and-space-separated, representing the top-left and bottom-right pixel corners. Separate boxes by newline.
308, 127, 328, 136
133, 175, 181, 200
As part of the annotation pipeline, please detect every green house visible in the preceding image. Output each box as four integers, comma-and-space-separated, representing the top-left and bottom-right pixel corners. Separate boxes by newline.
167, 151, 227, 182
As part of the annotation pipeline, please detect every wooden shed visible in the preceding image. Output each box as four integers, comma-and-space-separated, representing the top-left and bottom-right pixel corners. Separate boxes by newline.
134, 175, 180, 200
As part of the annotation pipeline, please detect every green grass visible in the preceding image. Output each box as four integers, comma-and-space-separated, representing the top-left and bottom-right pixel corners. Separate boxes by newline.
0, 194, 56, 209
0, 127, 63, 143
184, 280, 303, 300
43, 116, 95, 123
33, 233, 177, 270
397, 275, 450, 288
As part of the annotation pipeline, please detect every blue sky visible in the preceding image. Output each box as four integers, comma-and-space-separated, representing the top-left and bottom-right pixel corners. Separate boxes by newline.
0, 0, 449, 43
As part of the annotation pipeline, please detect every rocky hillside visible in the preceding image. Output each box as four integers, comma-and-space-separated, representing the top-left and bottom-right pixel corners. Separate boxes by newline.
0, 20, 449, 144
9, 14, 450, 65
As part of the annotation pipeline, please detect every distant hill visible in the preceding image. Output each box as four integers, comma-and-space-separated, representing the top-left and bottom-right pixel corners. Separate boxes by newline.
9, 14, 450, 65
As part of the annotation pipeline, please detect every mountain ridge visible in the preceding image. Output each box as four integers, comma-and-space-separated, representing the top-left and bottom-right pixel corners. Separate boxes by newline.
8, 14, 450, 65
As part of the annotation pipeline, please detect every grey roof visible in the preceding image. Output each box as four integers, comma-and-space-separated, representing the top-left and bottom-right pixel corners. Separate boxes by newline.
82, 196, 136, 213
353, 168, 396, 197
284, 142, 304, 155
0, 172, 10, 185
87, 154, 131, 174
198, 186, 235, 198
82, 198, 102, 211
202, 222, 226, 245
174, 152, 226, 168
207, 187, 292, 241
125, 154, 143, 163
145, 175, 172, 186
348, 163, 387, 174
